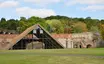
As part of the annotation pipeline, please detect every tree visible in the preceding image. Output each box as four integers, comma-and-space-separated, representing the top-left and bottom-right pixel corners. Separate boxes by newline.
0, 15, 102, 37
45, 15, 71, 20
90, 26, 99, 32
72, 22, 88, 33
27, 16, 45, 26
46, 19, 64, 33
6, 19, 19, 30
0, 18, 6, 22
20, 17, 27, 22
98, 24, 104, 40
0, 18, 7, 29
85, 17, 99, 30
17, 16, 46, 33
100, 20, 104, 24
17, 21, 28, 33
100, 30, 104, 40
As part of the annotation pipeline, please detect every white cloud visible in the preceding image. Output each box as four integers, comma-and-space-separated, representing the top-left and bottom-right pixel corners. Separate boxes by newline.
81, 5, 104, 11
16, 7, 56, 18
24, 0, 60, 5
66, 0, 104, 11
67, 0, 104, 6
0, 1, 19, 8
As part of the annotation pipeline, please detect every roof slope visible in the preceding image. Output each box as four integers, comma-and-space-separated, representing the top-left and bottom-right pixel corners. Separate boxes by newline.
2, 24, 64, 50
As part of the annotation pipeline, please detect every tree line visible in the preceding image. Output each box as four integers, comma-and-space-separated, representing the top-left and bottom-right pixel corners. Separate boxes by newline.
0, 15, 104, 39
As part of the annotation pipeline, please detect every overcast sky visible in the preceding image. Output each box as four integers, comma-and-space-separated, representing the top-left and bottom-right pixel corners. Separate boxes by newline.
0, 0, 104, 19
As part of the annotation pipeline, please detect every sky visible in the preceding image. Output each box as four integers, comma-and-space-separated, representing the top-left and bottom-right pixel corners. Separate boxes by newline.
0, 0, 104, 20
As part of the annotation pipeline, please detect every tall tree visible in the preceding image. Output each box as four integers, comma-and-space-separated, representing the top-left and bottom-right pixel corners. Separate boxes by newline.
72, 22, 88, 33
0, 18, 7, 29
6, 19, 19, 30
46, 19, 64, 33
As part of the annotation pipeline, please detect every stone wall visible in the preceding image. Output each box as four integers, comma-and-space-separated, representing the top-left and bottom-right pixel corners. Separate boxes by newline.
52, 32, 100, 48
55, 38, 73, 48
0, 34, 17, 49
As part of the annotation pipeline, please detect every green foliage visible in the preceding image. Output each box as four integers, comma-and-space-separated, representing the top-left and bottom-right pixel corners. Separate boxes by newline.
6, 19, 19, 30
100, 20, 104, 24
0, 16, 104, 40
20, 17, 27, 22
45, 15, 71, 20
100, 30, 104, 40
0, 18, 7, 29
85, 17, 98, 30
0, 18, 6, 22
90, 26, 99, 32
46, 19, 64, 33
71, 22, 88, 33
98, 24, 104, 40
72, 27, 83, 33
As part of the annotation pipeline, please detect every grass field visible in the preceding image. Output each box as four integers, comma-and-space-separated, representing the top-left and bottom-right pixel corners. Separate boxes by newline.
0, 48, 104, 64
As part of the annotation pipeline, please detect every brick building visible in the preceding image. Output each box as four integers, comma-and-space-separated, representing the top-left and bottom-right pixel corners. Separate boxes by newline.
0, 24, 101, 50
52, 32, 101, 48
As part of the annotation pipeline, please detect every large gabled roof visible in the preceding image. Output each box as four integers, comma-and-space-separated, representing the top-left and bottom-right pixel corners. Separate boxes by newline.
2, 24, 64, 50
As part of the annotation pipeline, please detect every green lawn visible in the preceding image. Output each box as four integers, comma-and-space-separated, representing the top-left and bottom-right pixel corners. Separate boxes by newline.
0, 48, 104, 64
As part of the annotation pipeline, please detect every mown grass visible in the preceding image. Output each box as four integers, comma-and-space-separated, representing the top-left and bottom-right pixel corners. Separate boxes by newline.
0, 48, 104, 64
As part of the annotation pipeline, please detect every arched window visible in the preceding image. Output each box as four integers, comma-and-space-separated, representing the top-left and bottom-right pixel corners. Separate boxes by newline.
79, 45, 82, 48
86, 44, 92, 48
